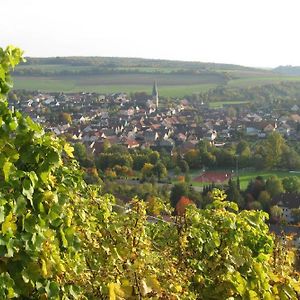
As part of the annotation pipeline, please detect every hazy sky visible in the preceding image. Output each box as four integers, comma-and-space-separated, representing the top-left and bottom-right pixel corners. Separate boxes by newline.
1, 0, 300, 67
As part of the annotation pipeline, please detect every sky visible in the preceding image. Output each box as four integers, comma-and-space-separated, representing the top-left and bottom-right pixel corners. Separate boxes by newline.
1, 0, 300, 68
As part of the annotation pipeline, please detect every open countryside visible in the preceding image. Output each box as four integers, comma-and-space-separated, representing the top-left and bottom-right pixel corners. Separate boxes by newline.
13, 56, 300, 97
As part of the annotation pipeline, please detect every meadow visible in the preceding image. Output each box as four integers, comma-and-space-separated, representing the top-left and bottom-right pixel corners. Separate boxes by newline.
13, 56, 300, 97
13, 75, 219, 97
172, 169, 299, 191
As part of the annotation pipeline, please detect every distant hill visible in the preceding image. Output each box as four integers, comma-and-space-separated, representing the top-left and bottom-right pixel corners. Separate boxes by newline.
273, 66, 300, 76
12, 56, 300, 97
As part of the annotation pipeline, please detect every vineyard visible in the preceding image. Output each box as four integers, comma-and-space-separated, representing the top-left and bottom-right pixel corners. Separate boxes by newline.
0, 46, 299, 299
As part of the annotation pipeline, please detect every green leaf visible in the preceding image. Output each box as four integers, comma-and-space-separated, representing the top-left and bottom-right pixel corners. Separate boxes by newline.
48, 281, 60, 298
16, 196, 27, 215
60, 227, 68, 248
0, 206, 5, 223
22, 178, 34, 203
0, 66, 5, 81
24, 213, 36, 233
28, 171, 38, 188
3, 161, 12, 181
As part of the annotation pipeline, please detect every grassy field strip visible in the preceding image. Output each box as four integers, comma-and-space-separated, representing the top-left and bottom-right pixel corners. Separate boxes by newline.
13, 76, 218, 97
173, 169, 299, 190
228, 76, 300, 87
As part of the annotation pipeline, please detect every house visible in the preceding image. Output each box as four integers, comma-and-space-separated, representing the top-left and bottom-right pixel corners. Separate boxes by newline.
269, 224, 300, 248
123, 139, 140, 149
272, 193, 300, 223
263, 123, 276, 133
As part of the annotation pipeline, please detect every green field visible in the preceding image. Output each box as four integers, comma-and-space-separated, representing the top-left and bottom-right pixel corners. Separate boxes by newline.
13, 76, 218, 97
12, 56, 300, 96
233, 170, 299, 190
228, 76, 300, 87
173, 169, 299, 191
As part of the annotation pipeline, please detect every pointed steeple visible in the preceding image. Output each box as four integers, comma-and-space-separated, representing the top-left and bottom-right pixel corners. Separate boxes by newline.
152, 80, 159, 109
152, 80, 158, 97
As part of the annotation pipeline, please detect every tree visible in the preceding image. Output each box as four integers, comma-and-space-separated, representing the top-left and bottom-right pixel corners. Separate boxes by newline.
148, 151, 160, 165
258, 190, 271, 211
262, 132, 286, 169
177, 159, 189, 173
282, 176, 300, 193
59, 111, 72, 124
200, 151, 216, 168
280, 147, 300, 169
175, 196, 194, 216
152, 162, 167, 181
248, 200, 263, 210
266, 176, 285, 198
133, 154, 148, 171
270, 205, 283, 223
184, 149, 200, 169
246, 176, 265, 199
146, 195, 164, 216
141, 162, 154, 180
170, 183, 189, 208
73, 142, 87, 161
236, 140, 249, 155
226, 179, 244, 208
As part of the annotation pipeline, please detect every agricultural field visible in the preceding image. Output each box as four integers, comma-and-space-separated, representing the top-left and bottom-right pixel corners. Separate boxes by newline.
13, 56, 300, 97
13, 75, 220, 97
228, 76, 300, 87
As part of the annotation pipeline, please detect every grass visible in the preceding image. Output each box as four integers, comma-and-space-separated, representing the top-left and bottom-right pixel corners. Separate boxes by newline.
13, 76, 218, 97
171, 169, 298, 191
232, 170, 297, 190
13, 60, 300, 97
228, 76, 300, 87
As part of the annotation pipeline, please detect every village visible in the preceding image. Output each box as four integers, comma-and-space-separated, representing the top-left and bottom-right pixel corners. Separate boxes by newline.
9, 84, 300, 156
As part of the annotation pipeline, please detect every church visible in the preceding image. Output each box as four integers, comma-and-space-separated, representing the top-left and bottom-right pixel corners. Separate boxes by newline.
152, 80, 159, 109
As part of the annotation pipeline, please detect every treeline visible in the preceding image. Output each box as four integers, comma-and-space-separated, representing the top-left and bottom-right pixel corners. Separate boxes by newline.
194, 81, 300, 104
72, 132, 300, 186
13, 67, 226, 77
182, 133, 300, 170
21, 56, 254, 71
74, 143, 173, 183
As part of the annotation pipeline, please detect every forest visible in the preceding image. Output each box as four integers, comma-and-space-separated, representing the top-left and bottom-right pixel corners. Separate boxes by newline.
0, 46, 299, 299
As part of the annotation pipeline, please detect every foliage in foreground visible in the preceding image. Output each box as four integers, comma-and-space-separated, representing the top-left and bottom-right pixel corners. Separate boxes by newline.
0, 46, 299, 299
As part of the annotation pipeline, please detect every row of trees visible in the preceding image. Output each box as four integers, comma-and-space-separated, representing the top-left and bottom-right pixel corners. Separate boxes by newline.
75, 133, 300, 184
181, 133, 300, 170
191, 81, 300, 105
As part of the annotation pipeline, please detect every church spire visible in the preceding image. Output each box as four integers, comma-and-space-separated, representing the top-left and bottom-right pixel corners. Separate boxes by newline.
152, 80, 159, 109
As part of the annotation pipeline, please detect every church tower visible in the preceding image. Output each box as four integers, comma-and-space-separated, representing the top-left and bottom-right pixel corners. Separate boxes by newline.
152, 80, 159, 109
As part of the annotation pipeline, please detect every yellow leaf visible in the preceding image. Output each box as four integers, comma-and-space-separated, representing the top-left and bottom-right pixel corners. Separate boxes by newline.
146, 275, 161, 292
64, 143, 74, 158
108, 282, 129, 300
41, 259, 48, 278
174, 285, 182, 293
108, 283, 116, 300
1, 212, 17, 234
